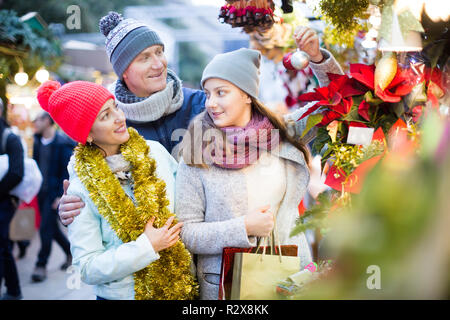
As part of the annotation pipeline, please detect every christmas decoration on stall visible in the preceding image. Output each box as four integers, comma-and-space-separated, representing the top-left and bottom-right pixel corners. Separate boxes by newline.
0, 10, 62, 114
291, 109, 450, 299
310, 0, 370, 48
218, 0, 309, 63
291, 49, 448, 237
377, 0, 424, 52
283, 49, 310, 71
219, 0, 276, 29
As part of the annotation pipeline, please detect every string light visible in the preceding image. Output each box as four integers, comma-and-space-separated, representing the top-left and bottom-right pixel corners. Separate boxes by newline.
35, 68, 49, 83
13, 57, 28, 86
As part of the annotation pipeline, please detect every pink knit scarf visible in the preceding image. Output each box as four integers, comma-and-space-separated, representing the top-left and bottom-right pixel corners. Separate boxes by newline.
203, 111, 280, 169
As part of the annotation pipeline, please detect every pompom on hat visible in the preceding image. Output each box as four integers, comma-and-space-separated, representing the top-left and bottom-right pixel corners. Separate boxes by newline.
37, 80, 114, 144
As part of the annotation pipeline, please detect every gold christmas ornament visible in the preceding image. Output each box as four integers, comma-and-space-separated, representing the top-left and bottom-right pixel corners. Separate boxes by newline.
375, 52, 398, 91
74, 127, 198, 300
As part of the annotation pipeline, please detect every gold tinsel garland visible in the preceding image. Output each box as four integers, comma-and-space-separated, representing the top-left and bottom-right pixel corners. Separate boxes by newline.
74, 127, 198, 300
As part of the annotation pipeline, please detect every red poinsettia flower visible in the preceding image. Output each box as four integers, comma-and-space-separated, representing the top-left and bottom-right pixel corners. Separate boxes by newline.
357, 100, 371, 121
317, 97, 354, 127
297, 73, 364, 125
349, 63, 418, 103
375, 68, 418, 103
349, 64, 375, 90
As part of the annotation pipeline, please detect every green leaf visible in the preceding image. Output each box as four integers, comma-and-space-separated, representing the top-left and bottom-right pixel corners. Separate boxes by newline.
405, 82, 427, 109
393, 102, 405, 118
342, 106, 360, 122
312, 127, 331, 155
301, 113, 324, 139
364, 91, 384, 106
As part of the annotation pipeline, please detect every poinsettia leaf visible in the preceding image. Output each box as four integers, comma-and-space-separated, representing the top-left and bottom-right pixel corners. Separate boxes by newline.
375, 85, 401, 103
315, 87, 330, 99
301, 113, 324, 138
391, 83, 415, 96
349, 121, 368, 127
358, 100, 371, 121
298, 91, 324, 102
349, 64, 375, 90
327, 72, 347, 83
329, 92, 342, 105
341, 80, 367, 97
320, 110, 342, 126
328, 74, 349, 94
297, 102, 321, 120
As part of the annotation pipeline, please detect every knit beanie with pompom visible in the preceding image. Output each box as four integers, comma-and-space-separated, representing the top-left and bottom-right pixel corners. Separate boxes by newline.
99, 11, 164, 80
37, 80, 114, 144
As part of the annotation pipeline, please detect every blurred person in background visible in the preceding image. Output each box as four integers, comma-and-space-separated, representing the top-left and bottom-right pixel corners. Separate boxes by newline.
30, 111, 75, 283
0, 99, 24, 300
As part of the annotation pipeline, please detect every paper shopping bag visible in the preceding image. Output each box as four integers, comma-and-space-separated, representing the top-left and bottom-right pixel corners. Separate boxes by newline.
219, 245, 298, 300
230, 251, 301, 300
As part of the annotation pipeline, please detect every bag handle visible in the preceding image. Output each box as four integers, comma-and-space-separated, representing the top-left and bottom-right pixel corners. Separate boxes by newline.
254, 216, 283, 263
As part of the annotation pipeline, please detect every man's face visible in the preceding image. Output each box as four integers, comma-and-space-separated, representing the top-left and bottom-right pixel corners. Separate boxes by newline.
122, 45, 168, 98
33, 114, 52, 134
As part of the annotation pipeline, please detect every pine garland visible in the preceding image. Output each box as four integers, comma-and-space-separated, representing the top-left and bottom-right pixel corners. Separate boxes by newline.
74, 127, 198, 300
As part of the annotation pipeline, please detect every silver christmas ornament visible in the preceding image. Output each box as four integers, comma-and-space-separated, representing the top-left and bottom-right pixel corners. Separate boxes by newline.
290, 50, 310, 70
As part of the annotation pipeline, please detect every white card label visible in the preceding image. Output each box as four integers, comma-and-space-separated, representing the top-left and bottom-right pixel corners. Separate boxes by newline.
346, 126, 374, 146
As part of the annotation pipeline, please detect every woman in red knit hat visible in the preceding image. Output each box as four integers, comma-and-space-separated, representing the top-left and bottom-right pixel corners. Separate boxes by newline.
36, 80, 197, 300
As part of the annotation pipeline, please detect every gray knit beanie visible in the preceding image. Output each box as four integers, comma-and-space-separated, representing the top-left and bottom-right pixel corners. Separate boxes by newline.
201, 48, 261, 99
99, 12, 164, 79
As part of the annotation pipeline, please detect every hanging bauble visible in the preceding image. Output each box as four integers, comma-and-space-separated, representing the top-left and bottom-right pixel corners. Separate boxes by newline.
374, 52, 398, 91
283, 50, 310, 70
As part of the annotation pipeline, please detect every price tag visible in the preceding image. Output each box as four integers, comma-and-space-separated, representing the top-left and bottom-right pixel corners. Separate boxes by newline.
346, 126, 374, 146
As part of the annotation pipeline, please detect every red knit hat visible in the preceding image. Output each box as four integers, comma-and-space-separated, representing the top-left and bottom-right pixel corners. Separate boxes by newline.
37, 80, 114, 144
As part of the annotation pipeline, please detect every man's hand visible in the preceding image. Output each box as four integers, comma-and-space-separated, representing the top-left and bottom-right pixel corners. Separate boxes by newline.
58, 179, 85, 226
294, 26, 323, 63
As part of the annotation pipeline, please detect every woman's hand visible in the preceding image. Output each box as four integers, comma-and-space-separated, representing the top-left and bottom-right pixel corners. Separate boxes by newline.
294, 26, 323, 63
144, 216, 183, 252
244, 205, 274, 237
59, 180, 85, 225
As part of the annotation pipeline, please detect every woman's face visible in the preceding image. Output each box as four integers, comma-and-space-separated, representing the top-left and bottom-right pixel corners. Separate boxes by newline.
203, 78, 252, 128
87, 99, 129, 156
122, 45, 168, 98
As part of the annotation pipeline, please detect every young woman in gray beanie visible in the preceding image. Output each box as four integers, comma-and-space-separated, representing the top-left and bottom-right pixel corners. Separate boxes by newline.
175, 43, 331, 299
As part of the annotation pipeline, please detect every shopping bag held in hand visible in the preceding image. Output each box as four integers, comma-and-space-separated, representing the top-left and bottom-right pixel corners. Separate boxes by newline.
219, 244, 298, 300
230, 232, 301, 300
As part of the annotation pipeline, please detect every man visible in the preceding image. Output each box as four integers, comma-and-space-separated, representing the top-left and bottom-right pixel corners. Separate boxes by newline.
58, 13, 343, 225
0, 99, 24, 300
31, 112, 75, 282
